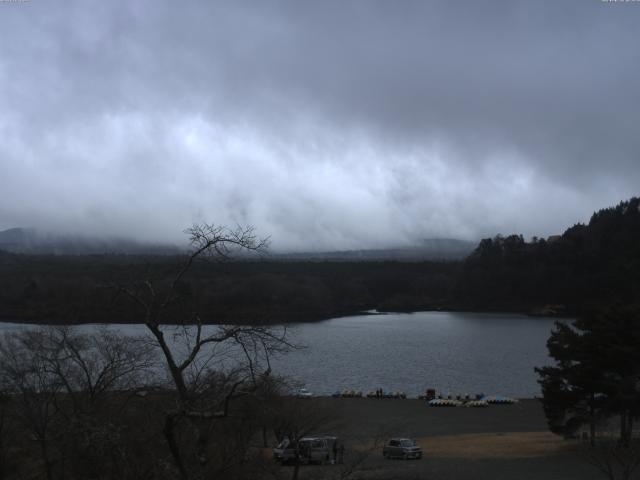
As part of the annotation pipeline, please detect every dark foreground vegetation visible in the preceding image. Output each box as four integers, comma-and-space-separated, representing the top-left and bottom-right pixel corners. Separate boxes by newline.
0, 197, 639, 325
536, 305, 640, 480
2, 199, 640, 480
0, 252, 458, 324
456, 197, 640, 315
2, 323, 637, 480
0, 325, 345, 480
0, 226, 340, 480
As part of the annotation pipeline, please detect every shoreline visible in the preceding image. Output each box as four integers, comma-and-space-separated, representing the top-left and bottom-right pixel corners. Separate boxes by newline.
295, 397, 596, 479
326, 397, 547, 433
0, 306, 570, 326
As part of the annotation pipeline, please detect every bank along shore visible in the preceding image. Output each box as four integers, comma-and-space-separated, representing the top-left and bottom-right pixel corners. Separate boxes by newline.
315, 397, 546, 438
0, 302, 574, 326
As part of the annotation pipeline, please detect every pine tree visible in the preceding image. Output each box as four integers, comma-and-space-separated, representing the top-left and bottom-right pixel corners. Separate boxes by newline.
536, 306, 640, 445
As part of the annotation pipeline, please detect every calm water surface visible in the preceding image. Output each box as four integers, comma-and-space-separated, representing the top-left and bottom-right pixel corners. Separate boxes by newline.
272, 311, 561, 398
0, 311, 562, 398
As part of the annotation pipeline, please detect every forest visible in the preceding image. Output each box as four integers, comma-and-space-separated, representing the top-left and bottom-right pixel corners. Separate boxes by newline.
0, 197, 638, 325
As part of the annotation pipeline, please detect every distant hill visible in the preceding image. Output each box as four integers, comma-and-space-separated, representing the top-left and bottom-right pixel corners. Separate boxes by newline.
0, 227, 475, 260
0, 228, 181, 255
2, 198, 639, 325
269, 239, 476, 262
455, 196, 640, 314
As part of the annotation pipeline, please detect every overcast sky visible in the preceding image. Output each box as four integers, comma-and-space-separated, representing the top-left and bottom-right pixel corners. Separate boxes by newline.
1, 1, 639, 251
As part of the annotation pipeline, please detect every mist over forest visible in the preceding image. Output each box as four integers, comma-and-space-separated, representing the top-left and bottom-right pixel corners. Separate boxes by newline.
0, 197, 637, 325
2, 2, 640, 480
2, 1, 640, 250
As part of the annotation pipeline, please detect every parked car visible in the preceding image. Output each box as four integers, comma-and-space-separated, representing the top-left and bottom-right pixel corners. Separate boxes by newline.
273, 436, 340, 464
382, 438, 422, 459
296, 387, 313, 398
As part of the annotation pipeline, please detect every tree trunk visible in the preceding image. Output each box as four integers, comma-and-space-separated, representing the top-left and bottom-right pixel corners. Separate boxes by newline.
291, 447, 301, 480
589, 396, 596, 447
148, 326, 189, 401
291, 459, 300, 480
620, 410, 629, 446
163, 413, 189, 480
39, 438, 53, 480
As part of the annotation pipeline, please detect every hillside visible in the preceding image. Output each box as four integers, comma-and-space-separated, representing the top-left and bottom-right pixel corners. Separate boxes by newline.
454, 197, 640, 314
0, 228, 474, 261
0, 228, 181, 255
270, 239, 476, 262
0, 197, 638, 324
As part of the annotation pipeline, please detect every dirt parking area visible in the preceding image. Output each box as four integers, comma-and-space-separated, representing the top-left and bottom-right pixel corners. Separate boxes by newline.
271, 398, 600, 479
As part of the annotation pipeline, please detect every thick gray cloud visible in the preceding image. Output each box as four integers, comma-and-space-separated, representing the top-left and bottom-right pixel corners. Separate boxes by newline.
0, 0, 638, 250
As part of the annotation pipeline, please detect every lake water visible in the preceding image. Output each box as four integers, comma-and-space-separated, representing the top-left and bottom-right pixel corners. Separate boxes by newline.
0, 311, 562, 398
271, 311, 562, 398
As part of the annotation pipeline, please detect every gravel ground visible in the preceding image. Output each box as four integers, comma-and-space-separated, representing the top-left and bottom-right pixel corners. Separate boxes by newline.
270, 398, 601, 480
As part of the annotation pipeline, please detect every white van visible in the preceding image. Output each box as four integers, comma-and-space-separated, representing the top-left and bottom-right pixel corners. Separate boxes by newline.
273, 436, 340, 464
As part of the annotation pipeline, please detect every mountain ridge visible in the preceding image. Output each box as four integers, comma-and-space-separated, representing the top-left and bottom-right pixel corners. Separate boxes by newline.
0, 227, 475, 260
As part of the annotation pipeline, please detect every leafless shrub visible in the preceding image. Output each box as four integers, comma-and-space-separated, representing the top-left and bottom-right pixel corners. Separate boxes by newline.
0, 326, 155, 480
115, 224, 301, 480
585, 439, 640, 480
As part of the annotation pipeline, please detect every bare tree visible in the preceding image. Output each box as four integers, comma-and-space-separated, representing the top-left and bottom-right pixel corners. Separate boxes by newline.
585, 439, 640, 480
587, 441, 640, 480
0, 225, 302, 480
0, 329, 64, 480
34, 327, 155, 411
577, 415, 640, 480
263, 395, 386, 480
0, 388, 14, 480
265, 396, 338, 480
115, 224, 296, 479
0, 326, 156, 480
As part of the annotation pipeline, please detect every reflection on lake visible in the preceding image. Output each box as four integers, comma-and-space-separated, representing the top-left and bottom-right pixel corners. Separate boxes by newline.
0, 311, 563, 398
272, 311, 562, 398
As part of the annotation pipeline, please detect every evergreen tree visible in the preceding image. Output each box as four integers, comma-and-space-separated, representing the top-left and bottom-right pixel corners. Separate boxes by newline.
536, 320, 606, 444
536, 306, 640, 445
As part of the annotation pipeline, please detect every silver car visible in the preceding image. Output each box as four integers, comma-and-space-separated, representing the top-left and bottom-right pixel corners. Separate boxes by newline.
382, 438, 422, 459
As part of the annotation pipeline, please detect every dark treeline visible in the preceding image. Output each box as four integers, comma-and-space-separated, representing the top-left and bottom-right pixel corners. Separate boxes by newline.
0, 225, 355, 480
0, 325, 337, 480
1, 196, 639, 325
454, 197, 640, 315
0, 253, 458, 324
